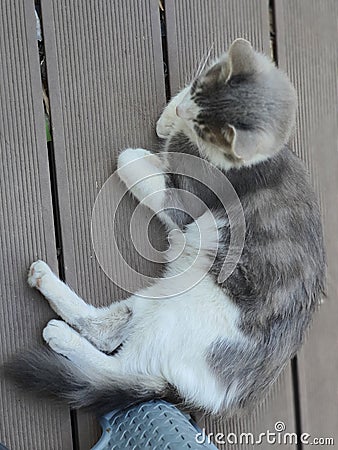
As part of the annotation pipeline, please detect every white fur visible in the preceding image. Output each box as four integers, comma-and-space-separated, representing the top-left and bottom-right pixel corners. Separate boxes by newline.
28, 81, 255, 415
26, 42, 297, 416
198, 139, 271, 171
158, 97, 270, 171
28, 260, 96, 321
117, 148, 166, 211
29, 207, 246, 414
32, 267, 245, 413
28, 260, 132, 353
117, 148, 176, 228
176, 90, 200, 121
156, 85, 191, 139
166, 116, 272, 171
43, 319, 121, 380
156, 51, 274, 171
120, 275, 244, 413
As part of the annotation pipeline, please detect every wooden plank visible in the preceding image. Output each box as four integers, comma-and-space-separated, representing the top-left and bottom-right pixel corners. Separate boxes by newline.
0, 0, 73, 449
275, 0, 338, 443
165, 1, 296, 448
41, 0, 167, 448
166, 0, 271, 95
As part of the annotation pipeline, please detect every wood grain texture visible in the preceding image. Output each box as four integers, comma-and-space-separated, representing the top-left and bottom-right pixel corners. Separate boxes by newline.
41, 0, 166, 447
1, 0, 336, 448
275, 0, 338, 442
165, 0, 271, 94
0, 0, 73, 449
165, 1, 296, 448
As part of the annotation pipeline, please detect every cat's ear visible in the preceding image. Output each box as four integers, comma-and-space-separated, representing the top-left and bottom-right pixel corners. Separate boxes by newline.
203, 60, 230, 84
227, 39, 257, 80
225, 125, 274, 161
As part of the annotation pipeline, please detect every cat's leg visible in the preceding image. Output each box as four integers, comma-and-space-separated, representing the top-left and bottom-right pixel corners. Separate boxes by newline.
117, 148, 176, 229
28, 260, 132, 352
42, 319, 120, 377
156, 85, 190, 138
75, 305, 133, 353
28, 260, 95, 321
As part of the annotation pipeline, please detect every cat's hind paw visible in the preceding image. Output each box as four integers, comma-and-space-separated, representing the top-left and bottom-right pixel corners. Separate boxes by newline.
43, 319, 82, 356
28, 260, 54, 289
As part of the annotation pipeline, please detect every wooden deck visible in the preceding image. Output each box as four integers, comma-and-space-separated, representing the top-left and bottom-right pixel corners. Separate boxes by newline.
1, 0, 337, 449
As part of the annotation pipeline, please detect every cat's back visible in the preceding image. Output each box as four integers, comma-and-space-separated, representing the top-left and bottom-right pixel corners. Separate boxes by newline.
206, 148, 326, 413
219, 146, 326, 336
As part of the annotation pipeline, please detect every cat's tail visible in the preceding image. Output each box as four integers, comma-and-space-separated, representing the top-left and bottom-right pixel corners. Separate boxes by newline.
3, 349, 174, 415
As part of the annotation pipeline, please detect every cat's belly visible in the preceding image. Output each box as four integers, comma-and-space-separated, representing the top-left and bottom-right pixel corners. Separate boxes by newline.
116, 274, 247, 411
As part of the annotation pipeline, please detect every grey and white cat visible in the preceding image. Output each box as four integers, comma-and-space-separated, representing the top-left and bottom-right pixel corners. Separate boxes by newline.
7, 39, 325, 417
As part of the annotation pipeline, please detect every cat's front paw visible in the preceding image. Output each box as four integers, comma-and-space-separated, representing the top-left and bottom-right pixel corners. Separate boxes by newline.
28, 260, 54, 289
117, 148, 164, 185
117, 148, 153, 171
43, 319, 82, 355
117, 148, 166, 211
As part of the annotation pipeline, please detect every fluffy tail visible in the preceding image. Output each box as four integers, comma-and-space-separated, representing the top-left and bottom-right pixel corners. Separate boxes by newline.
4, 349, 170, 415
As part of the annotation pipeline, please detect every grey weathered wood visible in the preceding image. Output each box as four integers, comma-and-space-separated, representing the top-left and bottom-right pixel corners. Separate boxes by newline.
0, 0, 73, 449
165, 0, 271, 96
41, 0, 167, 447
275, 0, 338, 443
3, 0, 332, 447
165, 1, 296, 448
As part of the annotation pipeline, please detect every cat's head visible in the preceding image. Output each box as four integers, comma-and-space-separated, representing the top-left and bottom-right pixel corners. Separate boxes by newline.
176, 39, 297, 168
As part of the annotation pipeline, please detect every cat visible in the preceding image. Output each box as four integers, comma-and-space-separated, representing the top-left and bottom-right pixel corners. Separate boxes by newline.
6, 39, 325, 417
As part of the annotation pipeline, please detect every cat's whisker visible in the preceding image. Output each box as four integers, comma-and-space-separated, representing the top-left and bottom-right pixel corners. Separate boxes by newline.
195, 44, 214, 78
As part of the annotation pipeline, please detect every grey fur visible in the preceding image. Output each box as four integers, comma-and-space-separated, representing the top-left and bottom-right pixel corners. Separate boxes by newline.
76, 304, 132, 353
5, 40, 326, 417
160, 141, 325, 413
207, 147, 325, 413
159, 42, 325, 413
4, 349, 169, 415
191, 40, 297, 160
